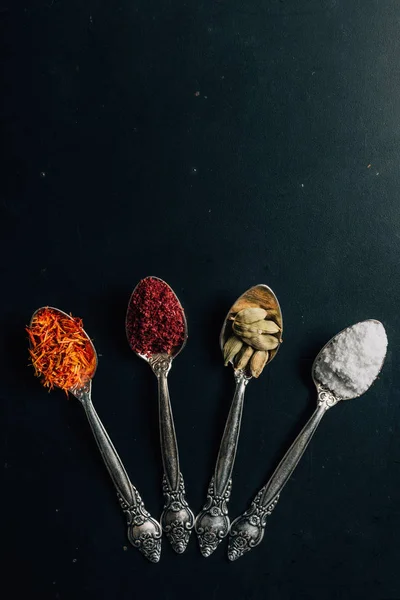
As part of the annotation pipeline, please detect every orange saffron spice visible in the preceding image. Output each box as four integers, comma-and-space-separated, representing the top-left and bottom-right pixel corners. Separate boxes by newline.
27, 307, 96, 393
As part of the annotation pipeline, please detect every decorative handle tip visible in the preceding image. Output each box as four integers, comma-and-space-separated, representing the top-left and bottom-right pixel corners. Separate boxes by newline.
161, 473, 194, 554
194, 477, 232, 557
128, 518, 162, 563
227, 492, 279, 561
119, 491, 162, 563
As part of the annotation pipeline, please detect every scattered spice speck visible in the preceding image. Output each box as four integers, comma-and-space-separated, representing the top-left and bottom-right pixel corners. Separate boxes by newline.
123, 546, 128, 551
40, 171, 46, 178
367, 164, 372, 168
194, 91, 200, 97
72, 558, 77, 563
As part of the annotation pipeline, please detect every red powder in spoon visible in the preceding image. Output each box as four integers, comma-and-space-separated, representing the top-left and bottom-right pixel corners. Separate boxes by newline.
126, 277, 186, 357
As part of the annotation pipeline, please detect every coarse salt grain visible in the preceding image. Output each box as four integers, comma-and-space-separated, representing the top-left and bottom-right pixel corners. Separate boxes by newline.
314, 320, 387, 399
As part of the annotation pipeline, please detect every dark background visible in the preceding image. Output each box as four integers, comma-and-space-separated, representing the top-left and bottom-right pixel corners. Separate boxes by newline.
1, 1, 399, 599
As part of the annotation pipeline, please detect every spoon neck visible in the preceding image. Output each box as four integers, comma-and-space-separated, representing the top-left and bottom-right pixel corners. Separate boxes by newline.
259, 400, 328, 508
149, 354, 173, 378
213, 372, 249, 497
234, 370, 252, 387
79, 388, 137, 508
70, 379, 92, 403
153, 355, 181, 492
317, 386, 340, 410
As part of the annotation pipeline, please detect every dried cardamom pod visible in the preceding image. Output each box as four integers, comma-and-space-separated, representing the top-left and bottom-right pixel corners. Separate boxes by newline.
247, 333, 279, 351
234, 307, 268, 325
250, 350, 269, 378
232, 322, 253, 338
223, 335, 243, 366
233, 319, 280, 336
253, 319, 280, 334
235, 345, 254, 370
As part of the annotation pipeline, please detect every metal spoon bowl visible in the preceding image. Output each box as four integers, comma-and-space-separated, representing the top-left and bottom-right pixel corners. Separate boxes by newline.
312, 319, 387, 399
126, 277, 194, 554
29, 306, 162, 563
228, 319, 387, 561
195, 284, 283, 557
126, 276, 188, 362
220, 284, 283, 369
30, 305, 99, 378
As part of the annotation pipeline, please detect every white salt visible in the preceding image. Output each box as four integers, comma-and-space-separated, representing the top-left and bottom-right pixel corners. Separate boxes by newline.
314, 320, 387, 399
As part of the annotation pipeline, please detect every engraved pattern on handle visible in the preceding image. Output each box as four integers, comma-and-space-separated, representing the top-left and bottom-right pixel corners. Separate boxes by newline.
195, 371, 250, 557
228, 388, 338, 561
161, 473, 194, 553
150, 354, 194, 553
73, 381, 162, 563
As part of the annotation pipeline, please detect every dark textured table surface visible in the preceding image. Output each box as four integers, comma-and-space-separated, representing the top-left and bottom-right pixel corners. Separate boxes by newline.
1, 1, 399, 599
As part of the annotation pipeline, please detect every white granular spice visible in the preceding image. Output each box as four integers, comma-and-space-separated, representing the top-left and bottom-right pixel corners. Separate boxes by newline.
314, 320, 387, 399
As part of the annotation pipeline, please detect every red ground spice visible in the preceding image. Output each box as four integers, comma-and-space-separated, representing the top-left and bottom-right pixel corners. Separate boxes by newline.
126, 277, 186, 357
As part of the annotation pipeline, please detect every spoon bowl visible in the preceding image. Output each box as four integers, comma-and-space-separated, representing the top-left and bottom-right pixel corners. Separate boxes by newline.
312, 319, 387, 401
126, 276, 188, 363
220, 284, 283, 372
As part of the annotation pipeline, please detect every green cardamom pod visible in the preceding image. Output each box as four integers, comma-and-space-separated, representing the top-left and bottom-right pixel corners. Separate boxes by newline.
223, 335, 243, 366
250, 350, 269, 378
234, 307, 268, 325
234, 319, 280, 336
235, 345, 254, 370
247, 333, 279, 351
232, 322, 253, 338
253, 319, 280, 334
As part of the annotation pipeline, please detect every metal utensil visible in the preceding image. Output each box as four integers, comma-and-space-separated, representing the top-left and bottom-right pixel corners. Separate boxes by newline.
30, 307, 162, 563
228, 319, 387, 561
126, 278, 194, 553
195, 285, 283, 557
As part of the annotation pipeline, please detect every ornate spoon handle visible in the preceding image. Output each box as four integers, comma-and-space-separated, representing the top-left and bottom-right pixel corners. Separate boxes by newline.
228, 389, 338, 561
195, 371, 250, 557
74, 382, 162, 563
150, 355, 194, 553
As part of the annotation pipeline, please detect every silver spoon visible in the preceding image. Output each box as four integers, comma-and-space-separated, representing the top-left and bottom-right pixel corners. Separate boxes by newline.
228, 319, 388, 561
29, 307, 162, 563
195, 284, 283, 557
126, 278, 194, 553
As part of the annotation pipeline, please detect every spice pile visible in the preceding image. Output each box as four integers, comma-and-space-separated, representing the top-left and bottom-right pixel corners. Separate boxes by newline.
223, 307, 282, 377
314, 320, 387, 399
126, 277, 186, 357
27, 307, 96, 393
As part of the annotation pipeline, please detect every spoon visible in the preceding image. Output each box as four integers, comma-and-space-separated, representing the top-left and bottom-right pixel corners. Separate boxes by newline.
228, 319, 388, 561
126, 277, 195, 553
29, 307, 162, 563
195, 284, 283, 557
